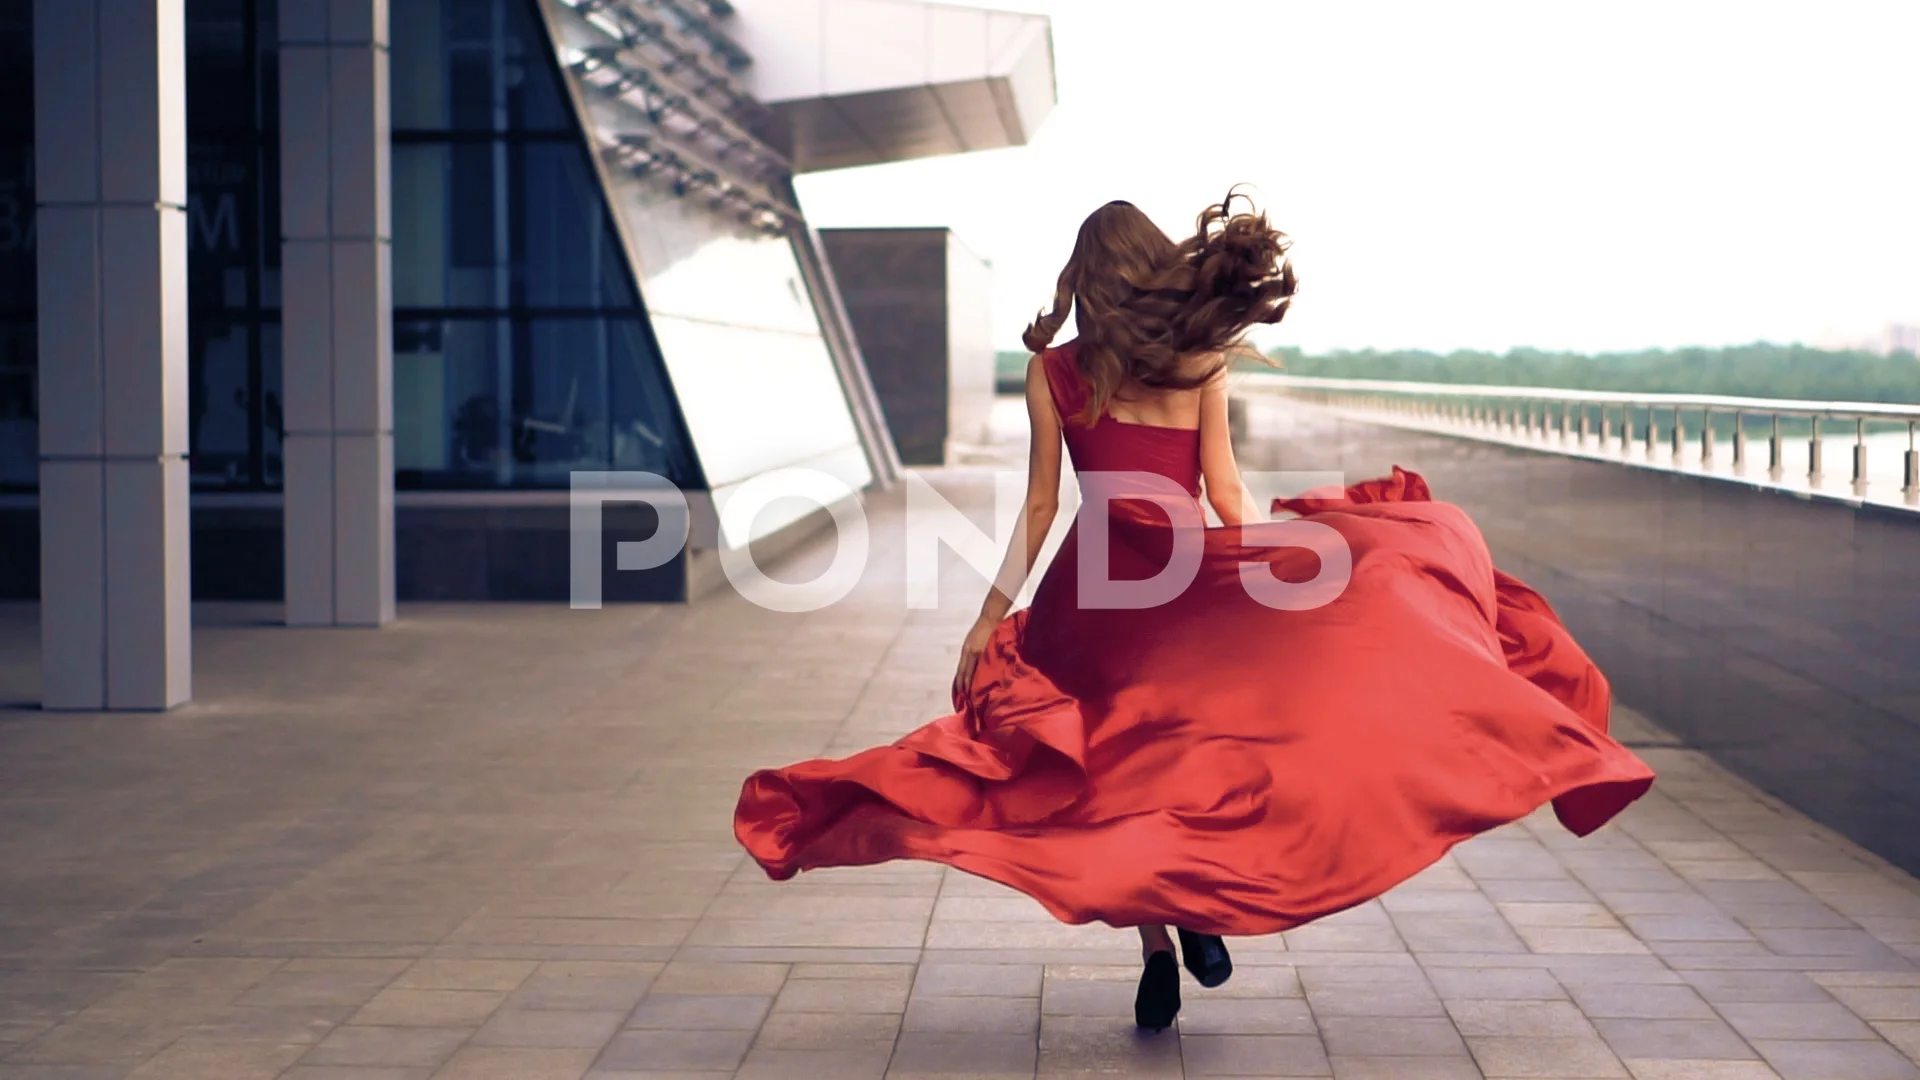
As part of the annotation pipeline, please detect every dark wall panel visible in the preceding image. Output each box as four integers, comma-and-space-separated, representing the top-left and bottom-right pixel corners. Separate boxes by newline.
819, 229, 950, 466
0, 504, 684, 603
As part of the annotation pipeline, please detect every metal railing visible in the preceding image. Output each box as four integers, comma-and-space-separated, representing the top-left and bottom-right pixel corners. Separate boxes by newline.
1242, 373, 1920, 509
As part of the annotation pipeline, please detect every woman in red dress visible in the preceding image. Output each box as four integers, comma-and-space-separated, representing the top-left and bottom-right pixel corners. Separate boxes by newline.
735, 192, 1656, 1031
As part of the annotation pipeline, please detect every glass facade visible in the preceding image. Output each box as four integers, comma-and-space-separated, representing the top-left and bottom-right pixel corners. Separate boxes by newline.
0, 0, 288, 492
0, 0, 702, 493
0, 1, 37, 489
539, 0, 872, 533
182, 0, 284, 490
390, 0, 697, 489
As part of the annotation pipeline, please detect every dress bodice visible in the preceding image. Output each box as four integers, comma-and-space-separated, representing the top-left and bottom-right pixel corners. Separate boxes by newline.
1041, 342, 1204, 498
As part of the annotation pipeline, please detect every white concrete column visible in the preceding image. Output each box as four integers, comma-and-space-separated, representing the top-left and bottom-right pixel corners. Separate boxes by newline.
34, 0, 192, 711
279, 0, 395, 627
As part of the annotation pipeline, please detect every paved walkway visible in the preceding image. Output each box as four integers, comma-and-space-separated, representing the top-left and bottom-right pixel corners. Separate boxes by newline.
2, 465, 1920, 1080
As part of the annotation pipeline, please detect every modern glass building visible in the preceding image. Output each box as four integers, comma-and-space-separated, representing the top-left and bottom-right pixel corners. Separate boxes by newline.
1, 0, 1055, 709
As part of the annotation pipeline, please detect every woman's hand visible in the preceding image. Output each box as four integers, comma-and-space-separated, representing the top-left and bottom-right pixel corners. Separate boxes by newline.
952, 615, 999, 703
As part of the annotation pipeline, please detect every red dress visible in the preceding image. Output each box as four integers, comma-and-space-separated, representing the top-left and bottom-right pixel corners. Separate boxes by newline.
734, 342, 1655, 936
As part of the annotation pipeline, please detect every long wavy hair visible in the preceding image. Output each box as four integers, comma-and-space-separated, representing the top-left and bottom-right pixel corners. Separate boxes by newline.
1022, 189, 1298, 425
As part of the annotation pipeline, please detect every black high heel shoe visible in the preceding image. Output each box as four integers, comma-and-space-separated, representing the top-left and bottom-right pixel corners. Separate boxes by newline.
1133, 950, 1181, 1031
1177, 928, 1233, 988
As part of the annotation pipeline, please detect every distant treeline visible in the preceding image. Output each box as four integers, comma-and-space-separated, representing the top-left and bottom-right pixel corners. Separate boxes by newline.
1258, 344, 1920, 404
997, 343, 1920, 403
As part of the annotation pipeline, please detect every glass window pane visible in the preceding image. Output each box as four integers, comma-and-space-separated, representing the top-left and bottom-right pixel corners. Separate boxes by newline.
519, 144, 637, 309
0, 4, 31, 141
393, 143, 451, 309
188, 141, 256, 315
391, 0, 450, 130
0, 321, 34, 489
394, 315, 695, 489
260, 321, 283, 487
609, 318, 697, 483
186, 0, 252, 135
0, 146, 33, 314
257, 135, 281, 310
392, 0, 574, 134
394, 140, 637, 311
190, 321, 255, 488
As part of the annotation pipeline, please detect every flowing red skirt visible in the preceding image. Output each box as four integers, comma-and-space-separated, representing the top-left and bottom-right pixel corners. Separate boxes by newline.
734, 468, 1655, 936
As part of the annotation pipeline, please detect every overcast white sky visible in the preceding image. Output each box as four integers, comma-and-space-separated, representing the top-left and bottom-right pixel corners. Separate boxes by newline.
794, 0, 1920, 356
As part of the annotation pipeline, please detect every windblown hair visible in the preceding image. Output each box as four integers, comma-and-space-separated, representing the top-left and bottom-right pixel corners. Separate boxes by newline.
1022, 189, 1298, 425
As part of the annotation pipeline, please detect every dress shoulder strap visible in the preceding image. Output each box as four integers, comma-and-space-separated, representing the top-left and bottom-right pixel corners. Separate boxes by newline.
1039, 342, 1090, 421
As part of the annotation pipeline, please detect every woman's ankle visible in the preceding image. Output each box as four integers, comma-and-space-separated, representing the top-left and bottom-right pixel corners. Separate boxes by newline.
1138, 924, 1174, 959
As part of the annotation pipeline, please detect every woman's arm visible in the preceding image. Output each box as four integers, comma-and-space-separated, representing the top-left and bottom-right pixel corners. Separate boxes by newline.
954, 354, 1064, 696
1199, 368, 1261, 527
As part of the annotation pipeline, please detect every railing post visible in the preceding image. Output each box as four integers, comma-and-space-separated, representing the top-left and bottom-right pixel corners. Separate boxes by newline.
1671, 406, 1686, 465
1905, 421, 1919, 505
1700, 407, 1715, 468
1769, 414, 1784, 480
1853, 417, 1869, 496
1732, 412, 1747, 474
1620, 406, 1633, 455
1808, 415, 1823, 487
1600, 405, 1612, 445
1579, 403, 1592, 446
1645, 407, 1658, 460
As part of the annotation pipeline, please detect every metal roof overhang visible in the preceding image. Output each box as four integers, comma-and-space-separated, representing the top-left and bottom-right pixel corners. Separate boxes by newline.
725, 0, 1057, 173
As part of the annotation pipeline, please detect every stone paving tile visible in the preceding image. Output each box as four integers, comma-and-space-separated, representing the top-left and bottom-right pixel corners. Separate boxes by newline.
467, 1008, 624, 1048
7, 474, 1920, 1079
772, 975, 911, 1014
910, 963, 1043, 999
1177, 997, 1317, 1036
902, 994, 1040, 1034
648, 962, 789, 997
1179, 1033, 1331, 1077
753, 1010, 901, 1049
888, 1030, 1038, 1077
738, 1046, 896, 1080
626, 994, 773, 1031
299, 1026, 472, 1069
1751, 1039, 1920, 1080
1727, 1000, 1882, 1040
120, 1039, 308, 1079
1427, 966, 1568, 1000
1329, 1058, 1485, 1079
1591, 1018, 1756, 1061
1568, 982, 1718, 1019
594, 1028, 755, 1072
1620, 1060, 1783, 1079
1465, 1035, 1628, 1078
1318, 1015, 1467, 1057
1447, 999, 1598, 1038
430, 1046, 599, 1079
1035, 1015, 1183, 1078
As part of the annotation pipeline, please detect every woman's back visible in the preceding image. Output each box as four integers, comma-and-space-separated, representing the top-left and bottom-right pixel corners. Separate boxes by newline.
1041, 343, 1205, 498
